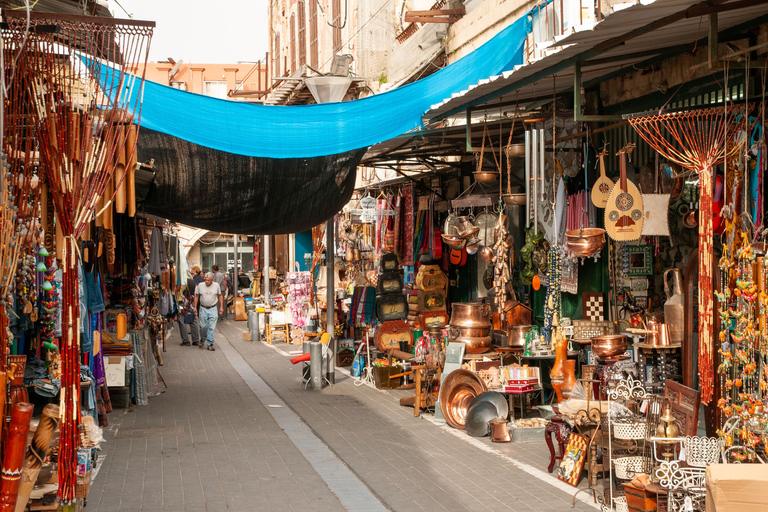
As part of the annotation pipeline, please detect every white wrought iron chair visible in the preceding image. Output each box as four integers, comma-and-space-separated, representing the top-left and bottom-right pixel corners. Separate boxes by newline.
651, 436, 721, 512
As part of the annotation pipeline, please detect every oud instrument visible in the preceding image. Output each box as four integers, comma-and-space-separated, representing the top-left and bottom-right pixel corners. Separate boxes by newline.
605, 144, 643, 241
591, 148, 613, 208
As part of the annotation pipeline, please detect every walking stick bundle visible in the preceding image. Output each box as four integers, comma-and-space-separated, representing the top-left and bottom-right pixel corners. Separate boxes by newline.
15, 404, 60, 512
0, 402, 34, 511
2, 11, 153, 502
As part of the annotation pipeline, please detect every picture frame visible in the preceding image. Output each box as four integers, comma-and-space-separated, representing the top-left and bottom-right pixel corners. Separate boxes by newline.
627, 244, 653, 276
558, 433, 589, 487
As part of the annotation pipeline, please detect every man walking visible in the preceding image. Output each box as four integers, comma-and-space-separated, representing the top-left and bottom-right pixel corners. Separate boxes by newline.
194, 272, 223, 351
177, 273, 201, 346
212, 265, 228, 319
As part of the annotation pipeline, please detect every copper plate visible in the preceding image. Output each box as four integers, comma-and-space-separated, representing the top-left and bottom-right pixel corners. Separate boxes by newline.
439, 369, 487, 429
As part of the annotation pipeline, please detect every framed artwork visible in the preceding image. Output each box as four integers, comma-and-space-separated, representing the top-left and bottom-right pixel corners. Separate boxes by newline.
558, 433, 589, 487
627, 245, 653, 276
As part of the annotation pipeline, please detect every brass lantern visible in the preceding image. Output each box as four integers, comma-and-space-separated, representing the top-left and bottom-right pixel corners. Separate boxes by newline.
655, 405, 680, 462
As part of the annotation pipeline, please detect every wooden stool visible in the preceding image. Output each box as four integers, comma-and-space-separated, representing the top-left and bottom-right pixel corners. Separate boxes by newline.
265, 322, 290, 345
545, 416, 573, 473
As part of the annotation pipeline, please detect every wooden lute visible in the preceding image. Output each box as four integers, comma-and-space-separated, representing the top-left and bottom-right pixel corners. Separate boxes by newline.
605, 144, 643, 241
591, 148, 613, 208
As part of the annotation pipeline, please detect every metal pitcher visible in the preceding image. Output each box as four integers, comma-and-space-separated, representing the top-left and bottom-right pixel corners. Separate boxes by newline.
663, 268, 684, 344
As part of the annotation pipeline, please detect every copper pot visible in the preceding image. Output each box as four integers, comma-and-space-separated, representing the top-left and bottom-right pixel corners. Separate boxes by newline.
466, 239, 480, 255
506, 143, 525, 158
480, 246, 495, 261
591, 334, 628, 360
438, 369, 488, 429
449, 303, 491, 329
448, 335, 492, 354
474, 171, 500, 183
501, 193, 526, 205
565, 228, 606, 258
449, 325, 491, 340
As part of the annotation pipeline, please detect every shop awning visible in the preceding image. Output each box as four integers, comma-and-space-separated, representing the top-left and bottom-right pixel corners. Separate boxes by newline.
425, 0, 768, 123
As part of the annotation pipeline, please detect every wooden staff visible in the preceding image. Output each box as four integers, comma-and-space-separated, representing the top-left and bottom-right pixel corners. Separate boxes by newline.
103, 176, 114, 231
126, 125, 138, 217
14, 404, 59, 512
114, 125, 127, 214
0, 402, 34, 511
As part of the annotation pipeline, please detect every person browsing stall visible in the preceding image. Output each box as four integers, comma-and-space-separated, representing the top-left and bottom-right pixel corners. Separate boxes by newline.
194, 272, 223, 351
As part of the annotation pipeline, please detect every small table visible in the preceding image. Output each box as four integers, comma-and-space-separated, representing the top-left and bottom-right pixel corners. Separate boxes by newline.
501, 385, 543, 421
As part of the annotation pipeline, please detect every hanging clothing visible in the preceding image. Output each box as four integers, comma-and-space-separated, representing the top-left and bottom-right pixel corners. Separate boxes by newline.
147, 226, 167, 276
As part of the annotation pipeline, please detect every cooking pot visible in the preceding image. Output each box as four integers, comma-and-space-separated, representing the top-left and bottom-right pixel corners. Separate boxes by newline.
565, 228, 606, 258
449, 302, 491, 329
591, 334, 628, 360
507, 324, 533, 348
449, 325, 491, 340
447, 333, 492, 354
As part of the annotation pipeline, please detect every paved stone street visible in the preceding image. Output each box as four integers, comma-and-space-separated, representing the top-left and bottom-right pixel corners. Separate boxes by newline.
89, 319, 601, 511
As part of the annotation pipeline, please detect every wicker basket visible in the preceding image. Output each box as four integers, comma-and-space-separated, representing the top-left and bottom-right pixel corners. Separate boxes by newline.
613, 422, 647, 440
613, 456, 649, 480
573, 320, 611, 342
612, 496, 628, 512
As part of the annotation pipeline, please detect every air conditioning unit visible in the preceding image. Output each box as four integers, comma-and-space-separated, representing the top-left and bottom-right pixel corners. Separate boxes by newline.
330, 54, 353, 77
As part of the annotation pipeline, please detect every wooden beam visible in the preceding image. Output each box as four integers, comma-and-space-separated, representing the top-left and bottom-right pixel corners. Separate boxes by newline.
405, 8, 465, 15
709, 14, 719, 69
404, 15, 462, 23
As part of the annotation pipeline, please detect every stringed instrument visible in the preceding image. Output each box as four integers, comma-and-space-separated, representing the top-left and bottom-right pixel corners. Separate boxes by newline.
605, 144, 643, 241
591, 148, 613, 208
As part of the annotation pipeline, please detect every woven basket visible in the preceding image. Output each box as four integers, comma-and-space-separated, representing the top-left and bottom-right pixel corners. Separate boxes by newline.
573, 320, 611, 342
612, 496, 628, 512
613, 456, 649, 480
613, 422, 647, 440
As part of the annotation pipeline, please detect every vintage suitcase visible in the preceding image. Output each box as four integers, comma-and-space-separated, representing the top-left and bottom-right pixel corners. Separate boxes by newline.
377, 271, 403, 295
376, 294, 408, 321
415, 264, 447, 292
375, 320, 414, 352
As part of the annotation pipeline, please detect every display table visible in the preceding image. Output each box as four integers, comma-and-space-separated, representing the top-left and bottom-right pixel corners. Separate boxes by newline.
501, 385, 543, 420
544, 416, 574, 473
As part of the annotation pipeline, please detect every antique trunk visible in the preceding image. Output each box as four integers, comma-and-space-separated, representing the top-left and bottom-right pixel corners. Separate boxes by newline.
376, 294, 408, 321
375, 320, 414, 352
377, 271, 403, 295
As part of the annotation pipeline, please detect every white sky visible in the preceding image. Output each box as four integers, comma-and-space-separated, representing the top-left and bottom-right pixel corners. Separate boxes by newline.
115, 0, 269, 64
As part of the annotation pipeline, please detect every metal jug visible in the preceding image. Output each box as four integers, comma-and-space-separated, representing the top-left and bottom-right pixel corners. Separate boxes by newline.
663, 268, 684, 344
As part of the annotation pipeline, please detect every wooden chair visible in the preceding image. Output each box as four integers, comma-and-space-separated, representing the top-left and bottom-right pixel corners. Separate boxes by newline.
265, 310, 290, 345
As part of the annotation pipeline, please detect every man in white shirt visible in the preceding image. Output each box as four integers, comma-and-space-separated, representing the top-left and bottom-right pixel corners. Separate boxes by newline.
212, 265, 228, 319
194, 272, 223, 351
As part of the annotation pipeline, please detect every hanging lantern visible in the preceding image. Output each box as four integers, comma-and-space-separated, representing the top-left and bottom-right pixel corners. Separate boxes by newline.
36, 262, 47, 272
38, 247, 49, 257
41, 281, 53, 291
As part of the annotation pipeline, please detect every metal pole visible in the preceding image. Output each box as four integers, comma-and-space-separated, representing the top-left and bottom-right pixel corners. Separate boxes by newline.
326, 218, 336, 384
233, 234, 238, 300
263, 235, 270, 301
309, 341, 323, 390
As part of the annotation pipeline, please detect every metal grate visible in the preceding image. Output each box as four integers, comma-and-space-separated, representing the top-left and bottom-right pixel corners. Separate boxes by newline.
115, 426, 185, 439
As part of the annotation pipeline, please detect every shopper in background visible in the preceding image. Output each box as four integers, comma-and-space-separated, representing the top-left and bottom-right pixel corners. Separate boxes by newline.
194, 272, 223, 351
192, 266, 204, 287
177, 273, 201, 346
212, 264, 228, 319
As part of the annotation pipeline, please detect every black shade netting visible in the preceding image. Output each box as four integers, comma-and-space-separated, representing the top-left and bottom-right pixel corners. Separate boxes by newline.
137, 128, 364, 234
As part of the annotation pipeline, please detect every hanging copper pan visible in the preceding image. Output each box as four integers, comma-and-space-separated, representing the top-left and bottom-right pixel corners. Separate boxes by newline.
439, 369, 487, 429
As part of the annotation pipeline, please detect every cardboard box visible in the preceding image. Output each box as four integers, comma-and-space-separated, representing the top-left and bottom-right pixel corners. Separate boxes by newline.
242, 331, 252, 341
706, 463, 768, 512
105, 356, 126, 387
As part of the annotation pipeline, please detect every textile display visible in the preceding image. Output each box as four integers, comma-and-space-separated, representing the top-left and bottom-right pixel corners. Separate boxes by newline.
138, 129, 364, 234
94, 16, 529, 159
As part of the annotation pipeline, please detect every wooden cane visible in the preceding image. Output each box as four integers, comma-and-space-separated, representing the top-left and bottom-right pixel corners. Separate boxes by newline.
114, 126, 127, 214
0, 402, 34, 511
126, 125, 137, 217
14, 404, 60, 512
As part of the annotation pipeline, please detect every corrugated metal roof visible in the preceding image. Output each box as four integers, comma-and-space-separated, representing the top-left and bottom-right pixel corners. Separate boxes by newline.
425, 0, 768, 121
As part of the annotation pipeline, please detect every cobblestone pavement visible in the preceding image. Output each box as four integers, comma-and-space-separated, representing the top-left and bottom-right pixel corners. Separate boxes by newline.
89, 319, 602, 511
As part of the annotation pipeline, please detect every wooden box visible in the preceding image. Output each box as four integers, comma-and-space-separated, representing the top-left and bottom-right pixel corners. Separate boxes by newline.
418, 290, 446, 312
622, 482, 658, 512
373, 366, 398, 390
504, 301, 532, 327
242, 331, 252, 341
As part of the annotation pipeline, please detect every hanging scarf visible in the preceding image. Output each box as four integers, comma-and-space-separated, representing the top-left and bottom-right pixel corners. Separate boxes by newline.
403, 183, 415, 265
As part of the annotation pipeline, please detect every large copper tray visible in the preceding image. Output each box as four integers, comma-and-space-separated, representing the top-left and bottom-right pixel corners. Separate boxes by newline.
439, 369, 487, 429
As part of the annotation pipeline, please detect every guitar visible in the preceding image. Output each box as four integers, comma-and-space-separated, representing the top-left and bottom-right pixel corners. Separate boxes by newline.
605, 144, 643, 241
591, 148, 613, 208
449, 246, 467, 267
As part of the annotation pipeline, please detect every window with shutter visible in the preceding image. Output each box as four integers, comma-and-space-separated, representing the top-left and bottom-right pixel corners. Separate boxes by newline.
290, 13, 296, 73
297, 0, 306, 66
274, 33, 281, 77
309, 0, 318, 68
332, 0, 341, 52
